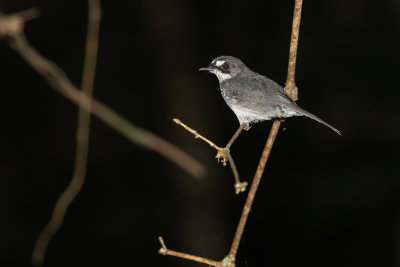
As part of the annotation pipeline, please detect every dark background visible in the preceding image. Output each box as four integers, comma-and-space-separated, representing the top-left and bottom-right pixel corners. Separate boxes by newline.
1, 0, 399, 266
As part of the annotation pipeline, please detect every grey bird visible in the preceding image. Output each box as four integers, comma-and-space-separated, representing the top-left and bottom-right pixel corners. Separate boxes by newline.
200, 56, 341, 146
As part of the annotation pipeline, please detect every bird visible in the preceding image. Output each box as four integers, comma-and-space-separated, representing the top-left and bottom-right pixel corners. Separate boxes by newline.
199, 55, 341, 147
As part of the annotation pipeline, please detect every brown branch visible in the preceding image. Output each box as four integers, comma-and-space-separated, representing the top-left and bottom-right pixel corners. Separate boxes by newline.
158, 237, 222, 267
32, 1, 101, 265
0, 8, 39, 36
228, 120, 281, 259
173, 118, 247, 194
285, 0, 303, 101
159, 0, 304, 266
173, 118, 221, 151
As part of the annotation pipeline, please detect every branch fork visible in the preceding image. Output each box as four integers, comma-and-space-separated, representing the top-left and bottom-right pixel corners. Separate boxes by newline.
173, 118, 247, 194
0, 8, 39, 37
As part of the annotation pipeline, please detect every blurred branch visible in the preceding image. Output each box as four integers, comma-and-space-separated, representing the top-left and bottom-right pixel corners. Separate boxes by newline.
32, 0, 101, 265
0, 8, 39, 36
0, 9, 205, 178
158, 0, 304, 266
0, 9, 206, 264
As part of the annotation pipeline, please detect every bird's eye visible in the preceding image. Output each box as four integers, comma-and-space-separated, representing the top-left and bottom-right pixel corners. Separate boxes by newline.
222, 62, 230, 70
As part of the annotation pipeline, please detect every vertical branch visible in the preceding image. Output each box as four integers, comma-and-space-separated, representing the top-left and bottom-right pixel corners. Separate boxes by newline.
227, 0, 304, 264
285, 0, 303, 100
32, 1, 101, 265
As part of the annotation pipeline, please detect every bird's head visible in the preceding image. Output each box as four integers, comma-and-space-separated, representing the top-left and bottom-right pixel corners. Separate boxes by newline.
199, 56, 248, 82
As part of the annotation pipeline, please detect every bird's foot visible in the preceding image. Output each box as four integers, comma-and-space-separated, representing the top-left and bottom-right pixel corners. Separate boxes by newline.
215, 147, 229, 166
244, 122, 251, 131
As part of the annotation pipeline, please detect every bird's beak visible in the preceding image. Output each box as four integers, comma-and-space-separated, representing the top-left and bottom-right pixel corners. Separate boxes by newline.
199, 67, 212, 72
199, 64, 215, 72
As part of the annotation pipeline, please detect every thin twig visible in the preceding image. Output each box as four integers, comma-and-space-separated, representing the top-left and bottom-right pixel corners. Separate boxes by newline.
173, 118, 247, 194
223, 149, 247, 194
173, 118, 221, 151
32, 1, 101, 265
158, 237, 221, 267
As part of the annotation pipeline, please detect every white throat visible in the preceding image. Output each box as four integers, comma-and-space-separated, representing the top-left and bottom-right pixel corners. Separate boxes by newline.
212, 70, 232, 82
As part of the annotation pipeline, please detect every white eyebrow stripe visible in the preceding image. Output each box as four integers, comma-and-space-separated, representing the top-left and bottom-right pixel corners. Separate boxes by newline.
215, 60, 225, 66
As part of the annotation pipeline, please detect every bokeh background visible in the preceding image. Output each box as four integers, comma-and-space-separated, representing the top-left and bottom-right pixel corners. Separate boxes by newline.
1, 0, 400, 266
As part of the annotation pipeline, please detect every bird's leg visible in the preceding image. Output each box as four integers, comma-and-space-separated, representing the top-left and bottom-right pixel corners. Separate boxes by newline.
173, 118, 248, 194
226, 123, 248, 149
215, 123, 247, 164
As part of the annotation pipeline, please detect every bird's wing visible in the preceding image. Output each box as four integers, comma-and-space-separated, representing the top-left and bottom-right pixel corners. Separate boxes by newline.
222, 74, 294, 122
237, 74, 294, 107
254, 75, 294, 103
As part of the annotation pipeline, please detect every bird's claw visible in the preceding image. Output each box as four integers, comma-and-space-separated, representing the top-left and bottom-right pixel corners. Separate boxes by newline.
215, 147, 231, 166
215, 148, 228, 166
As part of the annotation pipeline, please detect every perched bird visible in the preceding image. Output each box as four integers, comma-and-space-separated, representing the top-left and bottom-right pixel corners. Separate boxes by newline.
200, 55, 341, 144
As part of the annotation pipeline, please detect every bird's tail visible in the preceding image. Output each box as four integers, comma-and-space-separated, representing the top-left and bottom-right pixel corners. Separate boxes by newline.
292, 105, 342, 136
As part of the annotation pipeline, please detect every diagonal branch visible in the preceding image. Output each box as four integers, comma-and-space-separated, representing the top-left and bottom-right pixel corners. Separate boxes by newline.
158, 237, 222, 267
227, 120, 281, 260
0, 10, 205, 179
32, 0, 101, 265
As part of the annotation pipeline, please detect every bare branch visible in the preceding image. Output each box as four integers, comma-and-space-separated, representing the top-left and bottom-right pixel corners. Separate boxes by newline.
158, 237, 222, 267
173, 118, 222, 152
32, 0, 101, 265
285, 0, 303, 100
173, 118, 247, 194
228, 120, 281, 258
